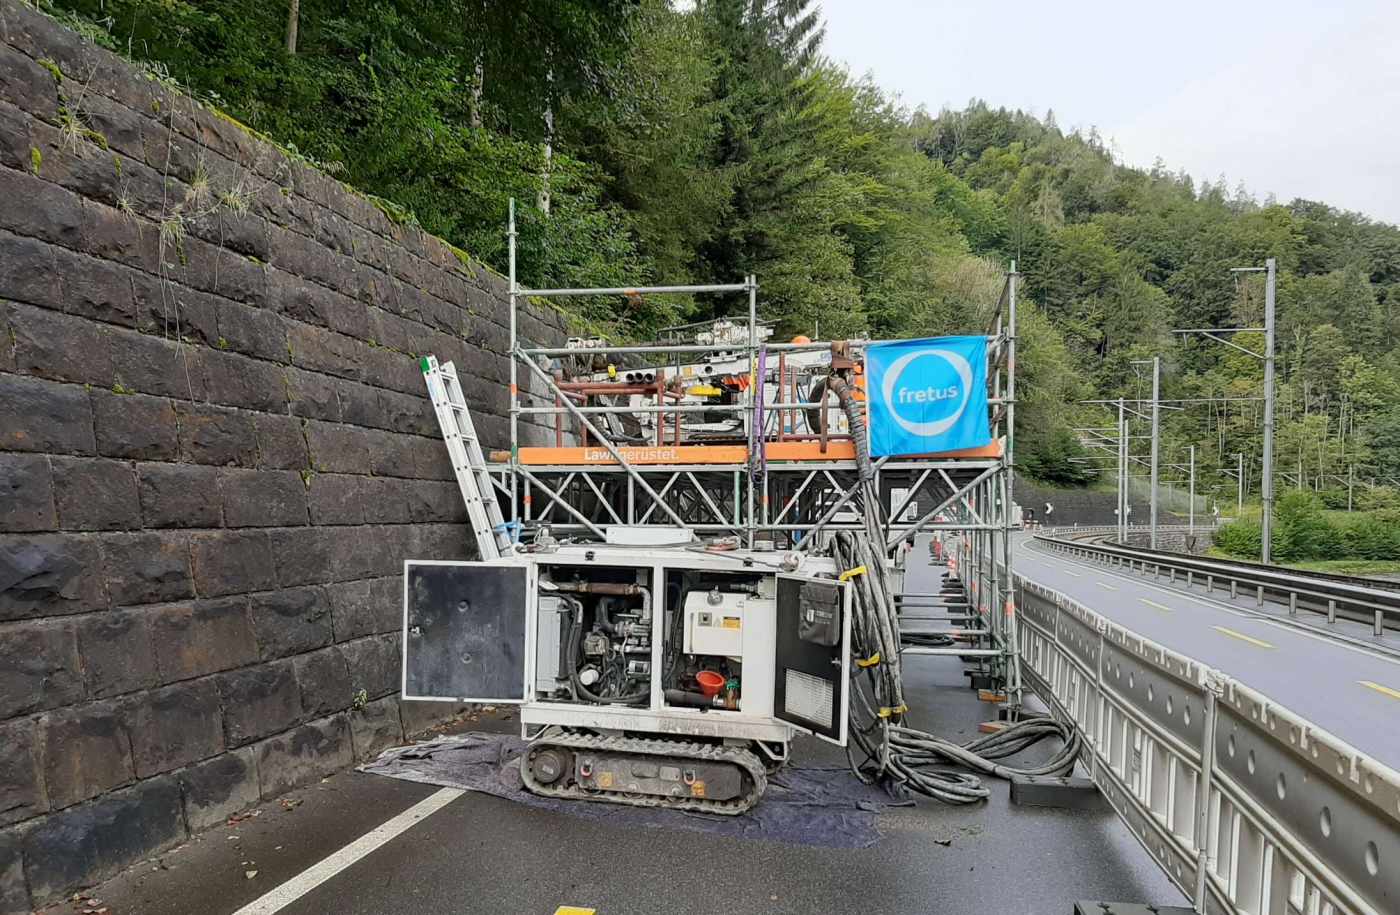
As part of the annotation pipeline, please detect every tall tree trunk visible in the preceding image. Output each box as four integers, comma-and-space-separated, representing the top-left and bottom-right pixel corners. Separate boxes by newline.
470, 56, 484, 129
537, 69, 554, 216
285, 0, 300, 55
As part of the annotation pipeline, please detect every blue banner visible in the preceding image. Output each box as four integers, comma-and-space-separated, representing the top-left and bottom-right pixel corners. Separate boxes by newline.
865, 336, 991, 457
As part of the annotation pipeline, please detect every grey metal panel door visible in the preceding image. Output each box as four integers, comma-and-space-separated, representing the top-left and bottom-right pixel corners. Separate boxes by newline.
772, 575, 850, 744
403, 561, 527, 702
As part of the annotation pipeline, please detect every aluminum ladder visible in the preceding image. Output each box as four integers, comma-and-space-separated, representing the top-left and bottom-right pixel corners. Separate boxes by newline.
420, 355, 512, 560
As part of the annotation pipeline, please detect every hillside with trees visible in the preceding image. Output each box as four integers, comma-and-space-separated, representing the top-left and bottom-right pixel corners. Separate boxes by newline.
41, 0, 1400, 519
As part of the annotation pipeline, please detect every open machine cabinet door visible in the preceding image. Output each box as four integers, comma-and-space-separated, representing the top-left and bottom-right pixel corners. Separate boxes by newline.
772, 574, 851, 745
402, 560, 531, 703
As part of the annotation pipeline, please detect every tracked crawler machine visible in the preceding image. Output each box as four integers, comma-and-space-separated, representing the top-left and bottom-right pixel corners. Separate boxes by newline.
399, 206, 1063, 813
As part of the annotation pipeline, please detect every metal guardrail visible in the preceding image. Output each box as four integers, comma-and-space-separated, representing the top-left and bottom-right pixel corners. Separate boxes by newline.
944, 534, 1400, 915
1037, 528, 1400, 635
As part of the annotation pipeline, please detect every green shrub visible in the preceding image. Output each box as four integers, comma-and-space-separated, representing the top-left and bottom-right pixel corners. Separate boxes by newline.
1214, 521, 1262, 559
1340, 515, 1400, 560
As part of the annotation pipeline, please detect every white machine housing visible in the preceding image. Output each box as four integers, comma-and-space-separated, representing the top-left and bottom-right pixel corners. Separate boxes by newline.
402, 544, 852, 751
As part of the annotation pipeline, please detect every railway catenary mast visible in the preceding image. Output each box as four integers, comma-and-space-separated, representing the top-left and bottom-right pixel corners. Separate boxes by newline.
400, 206, 1073, 812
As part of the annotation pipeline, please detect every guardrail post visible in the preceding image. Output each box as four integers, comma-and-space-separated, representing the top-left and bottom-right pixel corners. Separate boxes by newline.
1328, 599, 1336, 624
1169, 567, 1175, 584
1256, 585, 1264, 606
1376, 610, 1384, 637
1288, 592, 1297, 616
1229, 580, 1237, 600
1187, 570, 1193, 588
1206, 574, 1213, 593
1193, 673, 1222, 913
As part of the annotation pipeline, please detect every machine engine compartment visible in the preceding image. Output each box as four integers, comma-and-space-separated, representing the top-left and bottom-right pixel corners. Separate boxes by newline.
534, 562, 772, 714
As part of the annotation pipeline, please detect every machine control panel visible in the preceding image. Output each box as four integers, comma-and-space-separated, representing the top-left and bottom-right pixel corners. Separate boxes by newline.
682, 590, 756, 656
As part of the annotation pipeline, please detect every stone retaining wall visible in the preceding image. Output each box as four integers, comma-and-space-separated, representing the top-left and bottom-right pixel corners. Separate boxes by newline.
0, 4, 565, 909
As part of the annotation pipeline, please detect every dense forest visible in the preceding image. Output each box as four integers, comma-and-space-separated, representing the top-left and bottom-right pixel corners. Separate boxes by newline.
41, 0, 1400, 517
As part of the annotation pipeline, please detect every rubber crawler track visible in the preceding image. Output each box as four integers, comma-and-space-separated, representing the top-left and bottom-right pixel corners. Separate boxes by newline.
519, 728, 768, 815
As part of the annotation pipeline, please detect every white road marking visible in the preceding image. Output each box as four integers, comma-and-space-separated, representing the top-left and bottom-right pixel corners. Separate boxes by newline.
1095, 581, 1118, 591
1140, 598, 1174, 614
1060, 569, 1082, 578
231, 787, 464, 915
1212, 626, 1275, 649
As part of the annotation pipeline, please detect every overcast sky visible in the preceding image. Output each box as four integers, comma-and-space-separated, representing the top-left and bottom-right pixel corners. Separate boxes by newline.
817, 0, 1400, 225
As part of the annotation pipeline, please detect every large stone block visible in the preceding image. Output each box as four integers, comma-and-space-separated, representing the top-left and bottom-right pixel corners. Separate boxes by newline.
0, 719, 46, 827
140, 283, 221, 350
0, 453, 55, 532
349, 695, 404, 762
365, 428, 418, 479
360, 476, 412, 524
177, 747, 260, 832
174, 402, 258, 467
10, 301, 114, 386
76, 608, 160, 699
0, 230, 63, 311
99, 531, 193, 606
21, 775, 185, 903
332, 378, 386, 429
306, 420, 371, 474
39, 701, 135, 808
326, 576, 399, 641
0, 373, 94, 455
286, 367, 341, 422
294, 646, 352, 718
406, 479, 465, 524
218, 660, 302, 747
0, 826, 27, 915
126, 679, 225, 777
190, 530, 275, 597
267, 527, 334, 586
200, 348, 288, 414
136, 462, 222, 529
217, 300, 290, 364
252, 413, 309, 470
0, 534, 105, 621
308, 473, 365, 525
0, 161, 82, 247
0, 614, 83, 732
51, 456, 141, 531
249, 585, 332, 660
253, 714, 352, 798
56, 249, 140, 330
0, 41, 60, 119
379, 389, 437, 437
92, 390, 179, 461
106, 327, 209, 401
150, 598, 257, 681
219, 468, 309, 528
325, 525, 385, 581
287, 321, 366, 382
339, 633, 399, 700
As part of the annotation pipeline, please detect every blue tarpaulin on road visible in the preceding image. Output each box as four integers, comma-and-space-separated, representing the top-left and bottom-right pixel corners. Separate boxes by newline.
361, 731, 910, 848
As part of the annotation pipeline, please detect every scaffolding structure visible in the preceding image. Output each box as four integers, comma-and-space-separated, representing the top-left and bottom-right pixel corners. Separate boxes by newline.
496, 203, 1022, 697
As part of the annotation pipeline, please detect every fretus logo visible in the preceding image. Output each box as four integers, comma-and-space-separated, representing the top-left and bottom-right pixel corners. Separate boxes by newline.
879, 348, 974, 438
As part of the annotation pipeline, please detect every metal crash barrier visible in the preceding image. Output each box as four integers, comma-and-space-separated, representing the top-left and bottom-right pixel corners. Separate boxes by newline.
1014, 575, 1399, 915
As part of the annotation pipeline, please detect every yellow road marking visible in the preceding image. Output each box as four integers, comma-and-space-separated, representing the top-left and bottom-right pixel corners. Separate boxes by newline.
1095, 581, 1118, 591
1359, 680, 1400, 701
1140, 598, 1174, 613
555, 908, 596, 915
1212, 626, 1274, 649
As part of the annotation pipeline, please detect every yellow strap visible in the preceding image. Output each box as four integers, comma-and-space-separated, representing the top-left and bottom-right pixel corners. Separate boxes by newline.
838, 565, 867, 582
856, 652, 881, 669
878, 704, 908, 719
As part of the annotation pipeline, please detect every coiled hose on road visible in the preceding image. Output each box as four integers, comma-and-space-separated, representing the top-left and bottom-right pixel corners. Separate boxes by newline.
832, 529, 1082, 803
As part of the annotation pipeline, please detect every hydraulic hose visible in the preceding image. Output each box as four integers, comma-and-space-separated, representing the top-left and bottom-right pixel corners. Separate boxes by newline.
832, 530, 1080, 804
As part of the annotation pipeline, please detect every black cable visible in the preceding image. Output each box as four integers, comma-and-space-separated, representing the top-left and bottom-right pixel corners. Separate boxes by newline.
832, 530, 1080, 804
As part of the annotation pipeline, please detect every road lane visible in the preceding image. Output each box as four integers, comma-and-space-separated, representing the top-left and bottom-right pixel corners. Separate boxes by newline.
1012, 534, 1400, 769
